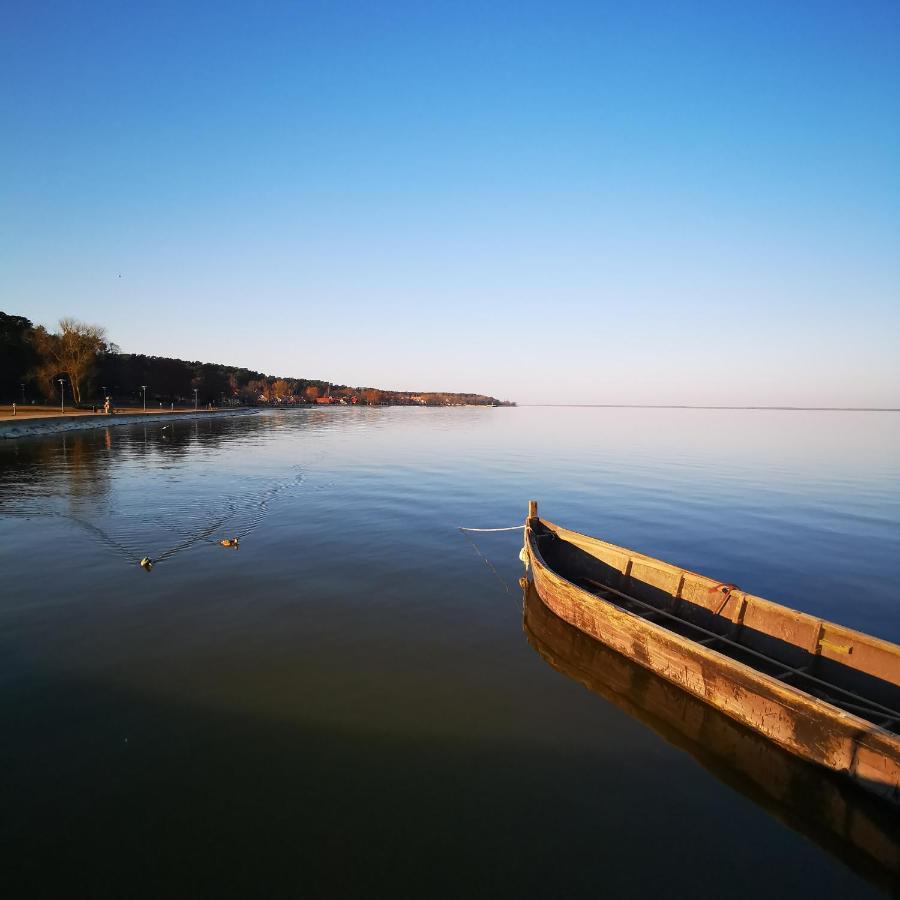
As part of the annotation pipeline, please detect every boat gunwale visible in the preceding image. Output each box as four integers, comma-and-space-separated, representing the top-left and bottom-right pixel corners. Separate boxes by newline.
525, 517, 900, 745
538, 517, 900, 666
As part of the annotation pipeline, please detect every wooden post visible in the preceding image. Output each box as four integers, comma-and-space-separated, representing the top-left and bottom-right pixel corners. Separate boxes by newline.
527, 500, 538, 521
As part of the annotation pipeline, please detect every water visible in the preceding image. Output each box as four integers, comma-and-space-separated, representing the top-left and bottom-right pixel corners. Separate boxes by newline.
1, 407, 898, 898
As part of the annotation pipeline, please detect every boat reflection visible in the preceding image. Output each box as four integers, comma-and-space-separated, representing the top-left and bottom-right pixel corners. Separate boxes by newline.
522, 582, 900, 895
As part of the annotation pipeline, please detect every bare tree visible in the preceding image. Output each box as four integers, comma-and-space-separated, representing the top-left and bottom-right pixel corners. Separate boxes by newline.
33, 318, 107, 404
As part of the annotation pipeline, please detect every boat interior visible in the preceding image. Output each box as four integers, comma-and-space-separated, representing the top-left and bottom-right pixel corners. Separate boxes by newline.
530, 521, 900, 736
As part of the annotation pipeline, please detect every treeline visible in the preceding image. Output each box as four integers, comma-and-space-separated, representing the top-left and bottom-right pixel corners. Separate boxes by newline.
1, 312, 514, 408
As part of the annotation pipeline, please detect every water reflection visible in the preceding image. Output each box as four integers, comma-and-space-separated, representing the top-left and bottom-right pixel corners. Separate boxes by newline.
0, 414, 305, 567
1, 408, 898, 897
522, 582, 900, 895
0, 431, 111, 507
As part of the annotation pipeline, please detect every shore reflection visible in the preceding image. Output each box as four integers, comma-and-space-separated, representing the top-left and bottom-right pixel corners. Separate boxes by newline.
0, 413, 305, 567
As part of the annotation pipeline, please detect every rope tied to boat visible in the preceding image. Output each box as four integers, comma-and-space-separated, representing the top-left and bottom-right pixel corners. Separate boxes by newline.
456, 524, 526, 599
458, 525, 524, 532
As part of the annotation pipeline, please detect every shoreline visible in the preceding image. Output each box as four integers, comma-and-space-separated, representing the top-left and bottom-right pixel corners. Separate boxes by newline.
0, 408, 261, 440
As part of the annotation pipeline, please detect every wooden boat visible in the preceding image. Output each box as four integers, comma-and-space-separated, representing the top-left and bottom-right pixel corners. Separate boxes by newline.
522, 501, 900, 804
522, 584, 900, 893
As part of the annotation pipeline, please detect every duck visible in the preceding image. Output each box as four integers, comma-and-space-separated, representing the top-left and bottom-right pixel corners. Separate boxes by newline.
139, 557, 153, 571
219, 537, 239, 548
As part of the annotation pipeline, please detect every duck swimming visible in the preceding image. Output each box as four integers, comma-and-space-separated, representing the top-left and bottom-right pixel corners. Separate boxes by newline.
219, 537, 239, 548
139, 557, 153, 571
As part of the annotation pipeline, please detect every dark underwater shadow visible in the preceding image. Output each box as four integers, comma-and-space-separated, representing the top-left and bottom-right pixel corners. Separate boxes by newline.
2, 661, 893, 900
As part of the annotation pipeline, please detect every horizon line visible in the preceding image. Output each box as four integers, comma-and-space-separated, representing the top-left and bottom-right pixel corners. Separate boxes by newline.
517, 404, 900, 412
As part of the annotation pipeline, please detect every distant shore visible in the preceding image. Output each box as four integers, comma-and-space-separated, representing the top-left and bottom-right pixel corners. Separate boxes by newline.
0, 406, 260, 440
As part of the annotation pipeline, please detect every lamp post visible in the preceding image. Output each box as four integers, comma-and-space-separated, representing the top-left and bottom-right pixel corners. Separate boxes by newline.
58, 378, 65, 414
193, 388, 198, 411
141, 385, 147, 412
20, 383, 25, 403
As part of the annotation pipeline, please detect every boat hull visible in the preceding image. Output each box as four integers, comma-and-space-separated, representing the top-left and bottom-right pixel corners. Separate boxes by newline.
525, 521, 900, 804
523, 585, 900, 890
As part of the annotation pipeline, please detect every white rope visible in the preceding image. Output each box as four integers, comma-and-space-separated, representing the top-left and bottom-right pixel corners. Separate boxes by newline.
458, 525, 524, 533
457, 525, 523, 598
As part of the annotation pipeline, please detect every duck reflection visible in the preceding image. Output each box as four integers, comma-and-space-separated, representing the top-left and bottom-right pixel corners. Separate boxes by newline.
521, 582, 900, 895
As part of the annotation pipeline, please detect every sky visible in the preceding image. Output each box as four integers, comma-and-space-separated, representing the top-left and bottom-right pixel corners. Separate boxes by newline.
1, 1, 898, 406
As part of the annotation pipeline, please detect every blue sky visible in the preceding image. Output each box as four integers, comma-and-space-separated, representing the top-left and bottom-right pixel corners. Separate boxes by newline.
2, 1, 898, 405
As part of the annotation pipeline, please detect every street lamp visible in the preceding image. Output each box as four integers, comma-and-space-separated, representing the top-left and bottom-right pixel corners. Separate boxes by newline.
141, 385, 147, 412
193, 388, 198, 411
58, 378, 65, 414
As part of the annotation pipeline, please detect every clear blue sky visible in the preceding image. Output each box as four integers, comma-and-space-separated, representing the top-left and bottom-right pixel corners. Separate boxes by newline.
2, 1, 898, 405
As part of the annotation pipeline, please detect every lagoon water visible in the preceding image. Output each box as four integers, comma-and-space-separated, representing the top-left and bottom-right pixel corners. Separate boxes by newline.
1, 407, 898, 898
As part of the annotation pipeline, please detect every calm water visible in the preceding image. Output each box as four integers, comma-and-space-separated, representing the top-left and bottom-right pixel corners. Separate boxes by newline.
1, 407, 898, 898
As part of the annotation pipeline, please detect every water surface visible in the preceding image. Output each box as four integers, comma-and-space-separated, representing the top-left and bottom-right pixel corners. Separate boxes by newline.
1, 408, 898, 898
